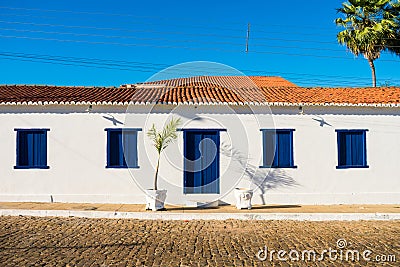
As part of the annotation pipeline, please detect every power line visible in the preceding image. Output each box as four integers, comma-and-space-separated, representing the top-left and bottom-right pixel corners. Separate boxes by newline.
0, 52, 163, 70
0, 20, 246, 40
0, 11, 338, 38
0, 23, 389, 56
0, 7, 398, 85
4, 3, 399, 42
248, 49, 400, 62
0, 34, 240, 51
0, 12, 58, 20
0, 5, 338, 31
0, 6, 244, 32
0, 27, 349, 53
0, 51, 396, 86
1, 55, 393, 87
1, 34, 399, 63
0, 52, 374, 86
0, 19, 338, 45
1, 5, 399, 42
0, 55, 142, 72
2, 11, 328, 44
2, 19, 398, 46
0, 27, 245, 47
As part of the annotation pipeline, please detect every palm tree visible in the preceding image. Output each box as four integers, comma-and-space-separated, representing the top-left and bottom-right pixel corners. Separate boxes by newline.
147, 117, 181, 190
386, 1, 400, 55
335, 0, 400, 87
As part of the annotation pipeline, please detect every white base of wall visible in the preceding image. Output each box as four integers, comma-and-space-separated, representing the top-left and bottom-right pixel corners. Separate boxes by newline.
253, 192, 400, 205
1, 209, 399, 221
0, 194, 144, 204
0, 192, 399, 205
0, 194, 53, 202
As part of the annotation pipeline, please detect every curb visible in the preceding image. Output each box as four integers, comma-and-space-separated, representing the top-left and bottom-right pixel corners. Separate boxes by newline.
1, 209, 400, 221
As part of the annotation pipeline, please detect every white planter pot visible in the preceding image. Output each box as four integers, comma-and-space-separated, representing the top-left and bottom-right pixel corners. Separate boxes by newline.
234, 188, 253, 210
145, 189, 167, 211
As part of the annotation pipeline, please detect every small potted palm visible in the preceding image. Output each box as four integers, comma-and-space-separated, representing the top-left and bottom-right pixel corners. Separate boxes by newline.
145, 117, 181, 211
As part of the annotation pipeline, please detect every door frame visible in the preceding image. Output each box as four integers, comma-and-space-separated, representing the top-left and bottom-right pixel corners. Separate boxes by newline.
181, 128, 226, 194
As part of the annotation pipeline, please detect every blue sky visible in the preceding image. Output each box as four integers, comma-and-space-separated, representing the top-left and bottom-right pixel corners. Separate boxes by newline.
0, 0, 399, 87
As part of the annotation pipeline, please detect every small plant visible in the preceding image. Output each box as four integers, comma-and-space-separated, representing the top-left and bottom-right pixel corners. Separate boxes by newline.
147, 117, 181, 190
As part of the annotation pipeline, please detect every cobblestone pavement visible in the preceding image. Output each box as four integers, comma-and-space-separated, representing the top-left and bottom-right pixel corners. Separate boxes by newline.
0, 216, 399, 266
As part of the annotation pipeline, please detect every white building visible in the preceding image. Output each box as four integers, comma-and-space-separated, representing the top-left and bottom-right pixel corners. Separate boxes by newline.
0, 76, 399, 205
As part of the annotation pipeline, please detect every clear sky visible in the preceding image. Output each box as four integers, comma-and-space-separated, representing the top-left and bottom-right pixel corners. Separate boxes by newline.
0, 0, 399, 87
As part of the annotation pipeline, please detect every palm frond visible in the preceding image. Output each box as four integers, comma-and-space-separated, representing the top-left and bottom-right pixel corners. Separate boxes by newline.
147, 117, 181, 154
335, 0, 399, 86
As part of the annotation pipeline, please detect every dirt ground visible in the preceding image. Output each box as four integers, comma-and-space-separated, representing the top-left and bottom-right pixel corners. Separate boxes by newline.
0, 216, 399, 266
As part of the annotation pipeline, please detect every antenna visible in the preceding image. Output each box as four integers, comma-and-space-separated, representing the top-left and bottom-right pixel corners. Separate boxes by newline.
246, 22, 250, 53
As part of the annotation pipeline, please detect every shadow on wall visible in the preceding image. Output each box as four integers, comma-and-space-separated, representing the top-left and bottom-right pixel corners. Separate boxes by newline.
103, 114, 124, 126
221, 143, 300, 205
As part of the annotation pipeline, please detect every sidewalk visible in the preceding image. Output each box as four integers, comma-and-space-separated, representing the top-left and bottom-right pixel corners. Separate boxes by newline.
1, 202, 400, 221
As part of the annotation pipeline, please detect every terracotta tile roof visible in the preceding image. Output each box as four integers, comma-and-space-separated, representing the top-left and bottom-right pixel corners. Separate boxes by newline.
249, 76, 298, 87
0, 85, 135, 104
129, 84, 267, 104
136, 76, 298, 88
260, 87, 400, 106
0, 76, 400, 107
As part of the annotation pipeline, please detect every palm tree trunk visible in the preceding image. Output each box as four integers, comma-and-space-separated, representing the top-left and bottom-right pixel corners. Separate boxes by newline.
154, 154, 161, 190
368, 59, 376, 87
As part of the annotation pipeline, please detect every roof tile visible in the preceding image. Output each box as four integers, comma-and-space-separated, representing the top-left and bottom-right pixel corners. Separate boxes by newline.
1, 76, 400, 107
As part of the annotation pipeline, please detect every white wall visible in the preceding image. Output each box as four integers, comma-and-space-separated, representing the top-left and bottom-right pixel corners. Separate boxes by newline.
0, 104, 399, 205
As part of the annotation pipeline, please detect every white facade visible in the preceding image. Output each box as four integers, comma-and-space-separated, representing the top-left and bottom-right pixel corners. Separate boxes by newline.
0, 103, 399, 205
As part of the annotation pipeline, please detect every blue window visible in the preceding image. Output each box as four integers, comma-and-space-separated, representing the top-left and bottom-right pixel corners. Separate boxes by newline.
183, 129, 223, 194
14, 129, 49, 169
336, 130, 368, 168
261, 129, 296, 168
105, 128, 141, 168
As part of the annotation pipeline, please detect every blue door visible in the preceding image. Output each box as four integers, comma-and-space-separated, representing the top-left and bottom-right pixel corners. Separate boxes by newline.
184, 130, 220, 194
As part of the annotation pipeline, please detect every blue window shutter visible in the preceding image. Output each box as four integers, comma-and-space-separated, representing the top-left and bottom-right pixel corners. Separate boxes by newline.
184, 131, 194, 192
106, 130, 111, 166
261, 129, 294, 168
123, 131, 138, 168
338, 132, 347, 166
339, 133, 345, 165
33, 132, 40, 166
17, 131, 29, 166
336, 130, 368, 168
192, 133, 203, 193
351, 132, 360, 165
24, 132, 31, 165
108, 131, 121, 167
34, 131, 46, 167
208, 135, 220, 193
201, 134, 210, 192
118, 131, 125, 166
289, 130, 294, 166
338, 131, 354, 166
15, 129, 49, 169
183, 131, 202, 193
211, 132, 220, 193
345, 132, 353, 166
277, 131, 291, 167
106, 128, 141, 168
262, 130, 276, 167
342, 132, 352, 166
107, 130, 124, 167
362, 131, 367, 166
202, 133, 219, 193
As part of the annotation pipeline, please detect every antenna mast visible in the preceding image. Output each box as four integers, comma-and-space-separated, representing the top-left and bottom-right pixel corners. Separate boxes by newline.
246, 22, 250, 53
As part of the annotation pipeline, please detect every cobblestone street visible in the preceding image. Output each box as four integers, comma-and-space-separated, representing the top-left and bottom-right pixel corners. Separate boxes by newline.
0, 216, 398, 266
